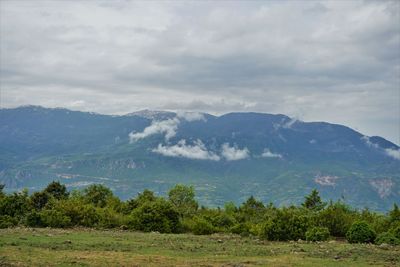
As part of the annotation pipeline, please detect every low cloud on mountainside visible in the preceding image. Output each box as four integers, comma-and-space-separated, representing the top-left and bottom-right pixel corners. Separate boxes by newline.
361, 136, 400, 161
261, 149, 282, 159
221, 143, 250, 161
152, 139, 220, 161
129, 118, 180, 142
129, 112, 205, 142
131, 115, 251, 161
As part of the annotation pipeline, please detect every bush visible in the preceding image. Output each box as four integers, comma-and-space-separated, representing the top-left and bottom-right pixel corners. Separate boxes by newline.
130, 199, 180, 233
54, 199, 99, 227
260, 208, 310, 241
0, 190, 30, 219
210, 213, 236, 230
375, 232, 400, 245
346, 221, 376, 243
390, 225, 400, 239
0, 215, 17, 228
306, 227, 330, 242
97, 208, 125, 228
44, 181, 69, 200
25, 211, 44, 227
317, 202, 354, 237
40, 210, 71, 228
230, 222, 251, 236
30, 191, 51, 210
191, 216, 215, 235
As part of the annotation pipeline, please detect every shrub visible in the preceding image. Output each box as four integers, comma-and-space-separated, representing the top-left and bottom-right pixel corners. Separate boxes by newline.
375, 232, 400, 245
44, 181, 69, 200
230, 222, 251, 236
24, 211, 44, 227
346, 221, 376, 243
0, 215, 17, 228
97, 208, 125, 228
54, 199, 99, 227
317, 202, 354, 237
130, 199, 180, 233
0, 190, 30, 219
191, 216, 215, 235
40, 210, 71, 228
210, 213, 236, 230
30, 191, 51, 210
306, 227, 330, 242
390, 225, 400, 239
83, 184, 113, 208
260, 208, 310, 241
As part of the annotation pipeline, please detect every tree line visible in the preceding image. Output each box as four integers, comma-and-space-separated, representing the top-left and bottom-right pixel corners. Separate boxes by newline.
0, 182, 399, 244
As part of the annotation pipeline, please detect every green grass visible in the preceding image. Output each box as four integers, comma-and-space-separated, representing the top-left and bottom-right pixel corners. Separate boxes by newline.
0, 228, 399, 266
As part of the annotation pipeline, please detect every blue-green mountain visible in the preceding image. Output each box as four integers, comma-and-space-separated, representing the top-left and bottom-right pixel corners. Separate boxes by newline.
1, 106, 399, 211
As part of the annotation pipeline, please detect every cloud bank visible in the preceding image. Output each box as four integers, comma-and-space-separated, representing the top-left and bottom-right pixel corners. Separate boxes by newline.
1, 1, 399, 143
261, 149, 282, 158
176, 111, 206, 122
129, 118, 180, 142
221, 143, 250, 161
129, 113, 206, 142
152, 139, 220, 161
362, 136, 400, 160
385, 148, 400, 160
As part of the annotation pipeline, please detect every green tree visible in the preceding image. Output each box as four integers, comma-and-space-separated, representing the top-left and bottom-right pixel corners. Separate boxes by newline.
238, 196, 265, 223
346, 221, 376, 243
83, 184, 113, 208
168, 184, 198, 217
30, 191, 51, 210
125, 189, 157, 212
302, 189, 326, 211
0, 184, 5, 198
389, 203, 400, 223
44, 181, 69, 200
129, 198, 180, 233
317, 201, 354, 237
0, 189, 30, 219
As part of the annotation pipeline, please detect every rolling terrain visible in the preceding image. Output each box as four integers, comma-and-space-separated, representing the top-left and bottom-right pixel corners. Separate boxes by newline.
0, 106, 399, 210
1, 228, 399, 266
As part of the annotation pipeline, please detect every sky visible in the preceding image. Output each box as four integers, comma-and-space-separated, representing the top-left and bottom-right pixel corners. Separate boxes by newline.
0, 0, 399, 144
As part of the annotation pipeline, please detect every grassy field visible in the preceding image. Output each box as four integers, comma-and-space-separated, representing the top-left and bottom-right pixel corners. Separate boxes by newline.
0, 228, 399, 266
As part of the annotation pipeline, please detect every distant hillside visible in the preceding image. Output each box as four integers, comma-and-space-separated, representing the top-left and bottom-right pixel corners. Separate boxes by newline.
1, 105, 399, 210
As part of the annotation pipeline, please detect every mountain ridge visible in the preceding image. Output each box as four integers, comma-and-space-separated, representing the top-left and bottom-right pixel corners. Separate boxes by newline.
0, 105, 399, 211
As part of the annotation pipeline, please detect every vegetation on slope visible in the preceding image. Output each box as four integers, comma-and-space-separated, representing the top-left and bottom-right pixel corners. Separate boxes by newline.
1, 182, 400, 246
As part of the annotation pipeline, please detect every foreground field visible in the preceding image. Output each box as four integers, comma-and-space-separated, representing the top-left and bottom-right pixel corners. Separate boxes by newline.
0, 228, 399, 266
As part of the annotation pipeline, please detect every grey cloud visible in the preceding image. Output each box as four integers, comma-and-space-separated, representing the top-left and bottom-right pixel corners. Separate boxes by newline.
1, 0, 399, 143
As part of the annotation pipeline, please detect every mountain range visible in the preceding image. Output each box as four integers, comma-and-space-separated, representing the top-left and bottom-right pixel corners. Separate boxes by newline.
1, 105, 399, 211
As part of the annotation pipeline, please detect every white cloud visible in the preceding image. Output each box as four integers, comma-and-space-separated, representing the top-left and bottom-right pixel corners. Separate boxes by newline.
261, 148, 282, 158
362, 136, 400, 160
361, 136, 379, 149
221, 143, 249, 161
152, 139, 220, 161
282, 118, 299, 129
385, 148, 400, 160
176, 111, 206, 122
129, 118, 180, 142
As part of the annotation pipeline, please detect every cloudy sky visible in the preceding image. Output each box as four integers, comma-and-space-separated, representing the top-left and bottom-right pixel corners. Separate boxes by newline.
0, 0, 399, 144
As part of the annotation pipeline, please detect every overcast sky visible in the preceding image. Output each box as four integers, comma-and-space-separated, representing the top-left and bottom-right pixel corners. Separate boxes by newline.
0, 0, 399, 144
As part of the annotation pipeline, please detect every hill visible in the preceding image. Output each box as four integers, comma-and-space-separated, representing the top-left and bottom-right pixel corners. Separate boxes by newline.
0, 106, 399, 210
